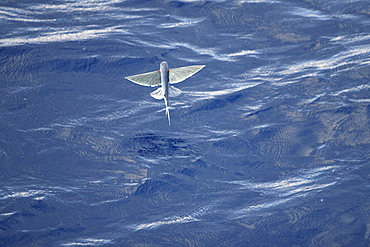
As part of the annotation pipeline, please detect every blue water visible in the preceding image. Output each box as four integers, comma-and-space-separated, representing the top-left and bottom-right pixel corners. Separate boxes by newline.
1, 0, 370, 246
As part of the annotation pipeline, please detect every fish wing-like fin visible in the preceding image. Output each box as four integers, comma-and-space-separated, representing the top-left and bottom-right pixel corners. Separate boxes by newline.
169, 65, 205, 84
150, 88, 163, 99
125, 70, 161, 87
169, 86, 182, 97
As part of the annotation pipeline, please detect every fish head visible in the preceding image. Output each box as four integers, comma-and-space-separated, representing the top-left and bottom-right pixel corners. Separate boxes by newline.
160, 61, 168, 70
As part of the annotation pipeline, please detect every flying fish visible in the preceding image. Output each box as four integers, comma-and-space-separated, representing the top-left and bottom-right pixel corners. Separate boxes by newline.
125, 61, 205, 125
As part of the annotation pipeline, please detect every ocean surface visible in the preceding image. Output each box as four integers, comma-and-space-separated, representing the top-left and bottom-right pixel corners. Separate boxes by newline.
1, 0, 370, 246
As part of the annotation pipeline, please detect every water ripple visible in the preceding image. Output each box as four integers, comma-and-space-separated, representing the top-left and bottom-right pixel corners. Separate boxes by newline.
159, 15, 205, 28
62, 238, 112, 247
225, 165, 342, 219
289, 7, 332, 21
1, 26, 130, 47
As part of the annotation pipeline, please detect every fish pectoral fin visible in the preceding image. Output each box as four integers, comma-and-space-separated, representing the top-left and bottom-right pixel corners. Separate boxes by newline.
125, 70, 161, 87
150, 88, 163, 99
169, 65, 205, 84
169, 86, 182, 97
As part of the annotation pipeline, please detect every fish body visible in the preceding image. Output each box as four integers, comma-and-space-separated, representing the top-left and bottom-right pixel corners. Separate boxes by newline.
160, 62, 171, 124
125, 61, 205, 125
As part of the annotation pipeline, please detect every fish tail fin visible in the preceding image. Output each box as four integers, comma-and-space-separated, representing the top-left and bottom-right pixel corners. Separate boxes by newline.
164, 97, 171, 125
166, 106, 171, 125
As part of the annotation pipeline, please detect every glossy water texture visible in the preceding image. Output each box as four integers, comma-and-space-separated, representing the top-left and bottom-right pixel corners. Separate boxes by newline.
1, 0, 370, 246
